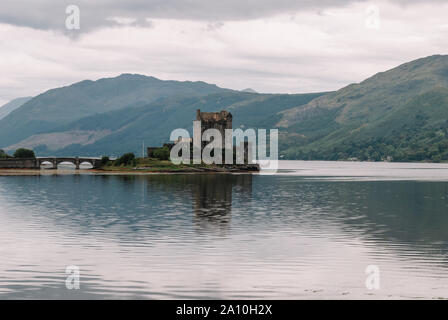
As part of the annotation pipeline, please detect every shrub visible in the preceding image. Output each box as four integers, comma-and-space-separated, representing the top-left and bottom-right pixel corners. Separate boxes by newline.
114, 153, 136, 166
0, 149, 11, 159
153, 147, 170, 160
101, 156, 110, 166
13, 148, 35, 159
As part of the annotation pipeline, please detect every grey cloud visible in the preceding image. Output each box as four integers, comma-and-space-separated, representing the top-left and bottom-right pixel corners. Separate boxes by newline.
2, 0, 443, 33
0, 0, 445, 103
0, 0, 369, 33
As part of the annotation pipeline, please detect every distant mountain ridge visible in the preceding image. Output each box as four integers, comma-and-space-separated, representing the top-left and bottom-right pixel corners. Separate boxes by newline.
0, 74, 230, 148
278, 55, 448, 161
1, 55, 448, 162
4, 91, 325, 156
0, 97, 32, 120
241, 88, 257, 93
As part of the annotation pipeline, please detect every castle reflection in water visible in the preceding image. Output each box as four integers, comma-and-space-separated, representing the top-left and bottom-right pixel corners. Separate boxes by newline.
97, 173, 254, 236
191, 174, 253, 235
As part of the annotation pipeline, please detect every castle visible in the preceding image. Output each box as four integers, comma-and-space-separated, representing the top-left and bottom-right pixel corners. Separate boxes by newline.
147, 109, 251, 164
148, 109, 233, 158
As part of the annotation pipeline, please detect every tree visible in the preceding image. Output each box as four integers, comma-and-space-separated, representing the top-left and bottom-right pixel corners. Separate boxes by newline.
0, 149, 11, 159
153, 147, 170, 160
114, 153, 136, 166
13, 148, 35, 159
101, 156, 110, 166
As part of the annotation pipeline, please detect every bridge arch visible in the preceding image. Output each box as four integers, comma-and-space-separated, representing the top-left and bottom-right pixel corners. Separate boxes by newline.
79, 161, 94, 169
56, 160, 76, 169
39, 160, 55, 169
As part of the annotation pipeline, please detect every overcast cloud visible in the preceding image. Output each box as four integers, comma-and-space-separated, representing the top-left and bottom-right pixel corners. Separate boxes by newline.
0, 0, 367, 31
0, 0, 447, 105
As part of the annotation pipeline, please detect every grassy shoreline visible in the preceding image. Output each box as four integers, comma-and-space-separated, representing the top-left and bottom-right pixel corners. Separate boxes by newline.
101, 158, 259, 172
0, 158, 260, 176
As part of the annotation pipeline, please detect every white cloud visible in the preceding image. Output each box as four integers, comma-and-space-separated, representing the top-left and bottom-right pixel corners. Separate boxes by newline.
0, 0, 447, 104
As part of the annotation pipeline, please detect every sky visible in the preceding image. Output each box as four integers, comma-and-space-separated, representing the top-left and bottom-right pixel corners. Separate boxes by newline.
0, 0, 447, 106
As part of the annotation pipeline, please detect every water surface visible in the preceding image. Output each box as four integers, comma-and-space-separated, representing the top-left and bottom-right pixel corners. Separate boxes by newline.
0, 161, 448, 299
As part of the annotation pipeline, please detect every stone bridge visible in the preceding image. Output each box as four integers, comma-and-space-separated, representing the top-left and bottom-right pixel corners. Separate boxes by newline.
37, 157, 102, 169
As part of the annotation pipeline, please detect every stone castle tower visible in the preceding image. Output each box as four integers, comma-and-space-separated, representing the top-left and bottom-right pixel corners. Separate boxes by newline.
196, 109, 232, 140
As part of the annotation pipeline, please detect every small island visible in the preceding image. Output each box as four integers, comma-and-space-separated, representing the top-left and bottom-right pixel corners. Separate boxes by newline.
0, 150, 259, 175
0, 110, 260, 175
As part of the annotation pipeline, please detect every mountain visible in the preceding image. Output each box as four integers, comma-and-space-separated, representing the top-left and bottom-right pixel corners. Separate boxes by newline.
241, 88, 257, 93
0, 97, 32, 120
0, 72, 325, 156
2, 55, 448, 161
278, 55, 448, 162
5, 91, 325, 156
0, 74, 230, 148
